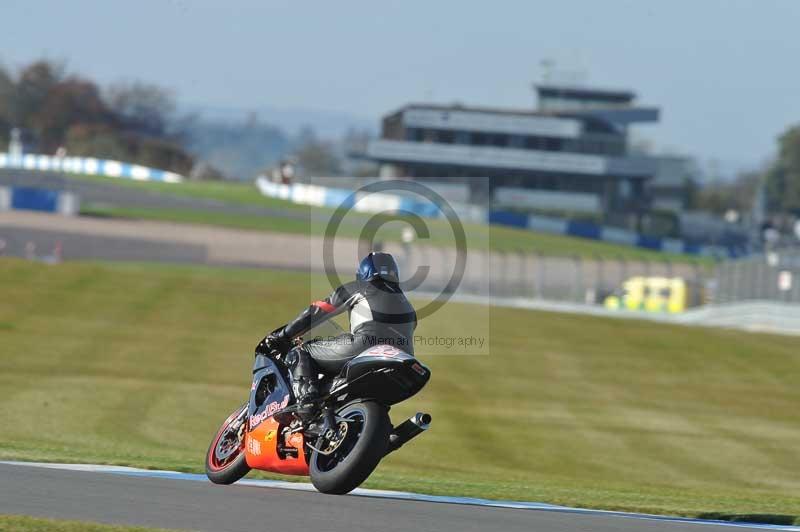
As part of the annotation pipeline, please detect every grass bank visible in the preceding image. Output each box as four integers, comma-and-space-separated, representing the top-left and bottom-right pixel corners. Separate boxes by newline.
0, 259, 795, 523
66, 172, 707, 262
66, 172, 305, 211
0, 515, 177, 532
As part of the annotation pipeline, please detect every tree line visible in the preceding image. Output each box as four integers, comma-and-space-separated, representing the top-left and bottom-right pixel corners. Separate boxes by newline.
2, 59, 796, 223
692, 124, 800, 229
0, 59, 193, 174
764, 126, 800, 218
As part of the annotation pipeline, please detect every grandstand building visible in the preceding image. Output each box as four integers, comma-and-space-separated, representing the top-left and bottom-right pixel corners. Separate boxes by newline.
365, 84, 690, 220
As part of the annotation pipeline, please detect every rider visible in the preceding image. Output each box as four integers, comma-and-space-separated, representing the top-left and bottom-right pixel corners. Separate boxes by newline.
258, 252, 417, 413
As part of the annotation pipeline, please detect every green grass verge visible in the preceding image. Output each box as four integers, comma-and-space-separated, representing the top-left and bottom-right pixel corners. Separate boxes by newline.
81, 204, 314, 235
2, 259, 795, 524
66, 172, 305, 211
64, 172, 708, 262
80, 204, 707, 263
0, 515, 178, 532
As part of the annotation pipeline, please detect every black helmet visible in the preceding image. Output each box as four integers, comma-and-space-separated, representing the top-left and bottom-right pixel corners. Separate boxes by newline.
357, 252, 399, 283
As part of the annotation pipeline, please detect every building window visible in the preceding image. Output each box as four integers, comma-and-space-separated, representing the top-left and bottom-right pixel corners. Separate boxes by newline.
509, 135, 525, 148
472, 133, 488, 146
455, 131, 471, 144
544, 138, 563, 151
619, 180, 631, 199
524, 136, 543, 150
406, 128, 424, 142
491, 134, 508, 147
436, 130, 455, 144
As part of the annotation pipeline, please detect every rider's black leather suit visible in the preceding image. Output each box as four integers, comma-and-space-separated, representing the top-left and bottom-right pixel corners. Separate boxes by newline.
274, 279, 417, 377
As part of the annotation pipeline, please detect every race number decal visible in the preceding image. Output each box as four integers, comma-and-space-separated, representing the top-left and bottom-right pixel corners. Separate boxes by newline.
366, 345, 404, 357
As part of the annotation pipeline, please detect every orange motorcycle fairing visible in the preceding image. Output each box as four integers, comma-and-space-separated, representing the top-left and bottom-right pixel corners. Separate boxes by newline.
245, 417, 309, 476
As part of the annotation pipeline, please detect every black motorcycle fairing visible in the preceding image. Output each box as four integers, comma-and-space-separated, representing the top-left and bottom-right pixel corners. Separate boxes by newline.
248, 354, 294, 429
325, 349, 431, 407
250, 341, 430, 427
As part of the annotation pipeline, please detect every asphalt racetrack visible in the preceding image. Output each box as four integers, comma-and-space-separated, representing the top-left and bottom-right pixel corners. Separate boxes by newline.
0, 463, 791, 532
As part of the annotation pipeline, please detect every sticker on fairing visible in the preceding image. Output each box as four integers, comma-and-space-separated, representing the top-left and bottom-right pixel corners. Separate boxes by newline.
249, 395, 290, 429
247, 436, 262, 456
363, 345, 406, 357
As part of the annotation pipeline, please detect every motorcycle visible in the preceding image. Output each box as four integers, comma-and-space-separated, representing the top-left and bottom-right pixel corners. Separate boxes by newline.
205, 323, 431, 495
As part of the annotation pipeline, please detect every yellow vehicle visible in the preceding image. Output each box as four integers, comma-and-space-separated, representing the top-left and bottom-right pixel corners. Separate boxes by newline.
604, 276, 688, 313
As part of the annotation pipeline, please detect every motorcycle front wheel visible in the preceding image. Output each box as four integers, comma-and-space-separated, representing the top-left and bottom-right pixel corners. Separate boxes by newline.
205, 403, 251, 485
309, 401, 390, 494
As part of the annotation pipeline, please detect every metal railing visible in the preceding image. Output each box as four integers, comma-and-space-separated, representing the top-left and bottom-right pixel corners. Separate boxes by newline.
392, 243, 800, 308
712, 247, 800, 304
383, 241, 711, 307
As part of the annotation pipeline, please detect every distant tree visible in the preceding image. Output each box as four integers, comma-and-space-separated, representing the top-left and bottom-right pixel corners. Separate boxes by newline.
342, 127, 372, 153
0, 65, 14, 143
695, 171, 761, 216
0, 64, 12, 107
64, 123, 129, 161
183, 118, 291, 179
765, 125, 800, 215
104, 83, 193, 173
134, 136, 194, 175
683, 176, 699, 210
0, 66, 16, 137
295, 138, 342, 176
13, 60, 65, 127
291, 126, 341, 177
105, 82, 175, 137
33, 77, 112, 152
0, 58, 196, 175
295, 125, 317, 146
341, 127, 377, 176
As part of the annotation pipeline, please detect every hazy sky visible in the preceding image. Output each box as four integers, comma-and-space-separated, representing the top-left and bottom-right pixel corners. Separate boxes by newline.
2, 0, 799, 176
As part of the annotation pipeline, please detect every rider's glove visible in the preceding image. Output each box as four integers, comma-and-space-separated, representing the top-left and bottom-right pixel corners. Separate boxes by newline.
255, 331, 292, 357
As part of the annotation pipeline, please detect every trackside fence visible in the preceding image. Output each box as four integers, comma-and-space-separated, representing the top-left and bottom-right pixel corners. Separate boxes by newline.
712, 248, 800, 304
390, 244, 799, 308
378, 242, 712, 307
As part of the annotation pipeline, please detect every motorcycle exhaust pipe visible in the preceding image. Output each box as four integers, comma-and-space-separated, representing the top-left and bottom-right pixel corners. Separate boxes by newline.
386, 412, 432, 454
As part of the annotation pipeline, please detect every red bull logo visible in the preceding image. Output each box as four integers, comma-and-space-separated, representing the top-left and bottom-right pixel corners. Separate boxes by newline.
249, 395, 290, 429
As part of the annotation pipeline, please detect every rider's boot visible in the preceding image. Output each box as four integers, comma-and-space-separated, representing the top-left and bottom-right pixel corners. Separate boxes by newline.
276, 347, 321, 423
295, 378, 320, 417
273, 377, 318, 424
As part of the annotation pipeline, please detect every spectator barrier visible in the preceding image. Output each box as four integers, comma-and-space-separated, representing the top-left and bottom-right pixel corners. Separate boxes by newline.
0, 185, 79, 215
256, 177, 731, 257
0, 152, 184, 183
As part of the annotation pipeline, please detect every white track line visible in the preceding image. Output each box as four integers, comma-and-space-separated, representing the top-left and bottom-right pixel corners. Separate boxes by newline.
2, 461, 798, 531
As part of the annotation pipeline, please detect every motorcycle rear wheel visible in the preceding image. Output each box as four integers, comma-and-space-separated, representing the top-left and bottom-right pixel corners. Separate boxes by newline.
309, 401, 390, 495
205, 403, 251, 485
